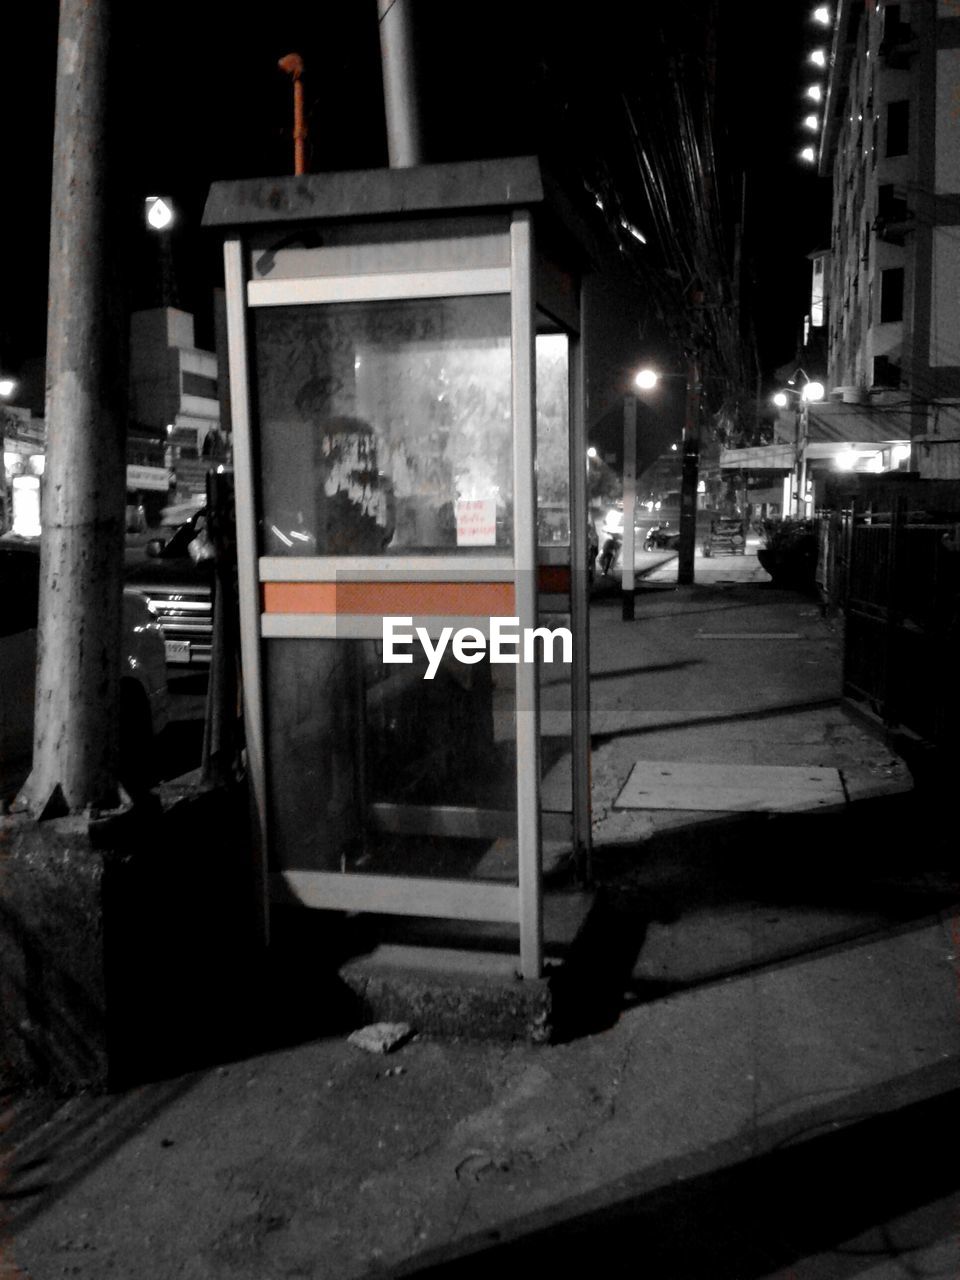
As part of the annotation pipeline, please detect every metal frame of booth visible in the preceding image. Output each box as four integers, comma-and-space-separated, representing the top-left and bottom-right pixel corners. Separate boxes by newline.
206, 159, 592, 979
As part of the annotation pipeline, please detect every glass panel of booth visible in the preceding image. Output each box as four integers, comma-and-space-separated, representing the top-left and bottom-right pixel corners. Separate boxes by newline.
535, 330, 576, 866
264, 638, 518, 883
252, 295, 513, 557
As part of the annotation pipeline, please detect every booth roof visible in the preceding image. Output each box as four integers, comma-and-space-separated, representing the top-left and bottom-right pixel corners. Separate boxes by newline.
202, 155, 602, 268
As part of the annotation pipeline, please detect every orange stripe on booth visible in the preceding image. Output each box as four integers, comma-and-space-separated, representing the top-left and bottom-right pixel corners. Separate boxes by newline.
262, 580, 517, 616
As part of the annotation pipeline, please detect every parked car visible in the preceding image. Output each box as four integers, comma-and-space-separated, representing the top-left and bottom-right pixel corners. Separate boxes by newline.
0, 537, 168, 799
125, 508, 214, 668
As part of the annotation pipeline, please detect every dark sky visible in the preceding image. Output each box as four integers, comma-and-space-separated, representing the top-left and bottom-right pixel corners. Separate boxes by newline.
2, 1, 830, 390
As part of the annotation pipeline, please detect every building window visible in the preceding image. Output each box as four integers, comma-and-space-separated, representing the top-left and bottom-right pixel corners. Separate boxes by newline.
182, 371, 219, 400
811, 257, 826, 328
885, 100, 909, 156
877, 184, 908, 222
879, 267, 905, 322
872, 354, 901, 388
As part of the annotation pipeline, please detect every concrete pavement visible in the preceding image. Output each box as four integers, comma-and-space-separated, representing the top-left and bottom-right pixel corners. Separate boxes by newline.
3, 567, 959, 1279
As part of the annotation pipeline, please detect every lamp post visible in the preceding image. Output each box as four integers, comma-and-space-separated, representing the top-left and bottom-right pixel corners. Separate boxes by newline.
145, 195, 177, 307
635, 362, 701, 588
772, 374, 824, 517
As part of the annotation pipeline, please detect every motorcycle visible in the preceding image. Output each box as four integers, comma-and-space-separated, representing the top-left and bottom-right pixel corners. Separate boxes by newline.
643, 522, 679, 551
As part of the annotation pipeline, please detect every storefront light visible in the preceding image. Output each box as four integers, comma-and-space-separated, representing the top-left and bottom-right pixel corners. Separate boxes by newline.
29, 454, 45, 475
12, 474, 41, 537
836, 450, 858, 471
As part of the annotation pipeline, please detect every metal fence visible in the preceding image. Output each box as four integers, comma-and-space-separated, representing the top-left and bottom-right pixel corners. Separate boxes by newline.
836, 484, 960, 755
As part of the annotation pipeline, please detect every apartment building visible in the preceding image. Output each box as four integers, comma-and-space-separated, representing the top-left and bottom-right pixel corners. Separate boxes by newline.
817, 0, 960, 477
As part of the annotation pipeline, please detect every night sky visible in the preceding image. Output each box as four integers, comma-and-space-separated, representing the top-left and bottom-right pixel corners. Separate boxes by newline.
2, 1, 830, 398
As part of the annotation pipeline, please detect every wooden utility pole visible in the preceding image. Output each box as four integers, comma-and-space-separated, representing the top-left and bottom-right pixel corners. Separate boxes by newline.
16, 0, 127, 818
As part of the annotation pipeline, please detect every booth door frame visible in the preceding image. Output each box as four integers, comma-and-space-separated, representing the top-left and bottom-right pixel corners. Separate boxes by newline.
222, 211, 587, 980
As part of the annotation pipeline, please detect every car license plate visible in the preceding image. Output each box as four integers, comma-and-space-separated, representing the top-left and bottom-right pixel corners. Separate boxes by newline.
164, 640, 191, 664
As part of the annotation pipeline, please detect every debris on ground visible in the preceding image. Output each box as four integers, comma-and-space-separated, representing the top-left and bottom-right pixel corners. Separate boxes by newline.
347, 1023, 413, 1055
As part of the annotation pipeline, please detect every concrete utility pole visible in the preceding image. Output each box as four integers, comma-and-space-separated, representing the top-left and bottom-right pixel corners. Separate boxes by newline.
17, 0, 127, 818
377, 0, 423, 167
676, 352, 701, 586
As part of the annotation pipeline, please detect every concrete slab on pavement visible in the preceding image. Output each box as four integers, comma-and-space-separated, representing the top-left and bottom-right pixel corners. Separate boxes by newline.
615, 760, 846, 813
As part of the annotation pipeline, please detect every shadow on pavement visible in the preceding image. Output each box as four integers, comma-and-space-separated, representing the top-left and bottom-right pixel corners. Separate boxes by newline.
590, 696, 841, 746
394, 1084, 960, 1279
550, 791, 958, 1042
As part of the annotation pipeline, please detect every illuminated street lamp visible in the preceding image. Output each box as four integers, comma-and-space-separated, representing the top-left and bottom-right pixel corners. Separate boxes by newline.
0, 377, 17, 398
800, 146, 817, 164
806, 84, 823, 102
774, 376, 825, 514
635, 364, 701, 588
145, 195, 178, 306
813, 6, 831, 25
145, 195, 175, 231
803, 114, 819, 130
809, 48, 827, 67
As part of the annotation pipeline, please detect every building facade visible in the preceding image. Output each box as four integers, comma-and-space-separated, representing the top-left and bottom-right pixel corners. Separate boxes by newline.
819, 0, 960, 477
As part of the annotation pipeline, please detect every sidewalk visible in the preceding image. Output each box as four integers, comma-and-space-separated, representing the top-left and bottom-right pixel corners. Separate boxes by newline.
4, 576, 960, 1279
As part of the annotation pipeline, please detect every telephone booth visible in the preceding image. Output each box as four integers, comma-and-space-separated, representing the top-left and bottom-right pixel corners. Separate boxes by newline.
203, 157, 592, 978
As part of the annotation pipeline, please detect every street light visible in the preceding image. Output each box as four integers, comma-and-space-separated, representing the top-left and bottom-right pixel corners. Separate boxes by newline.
0, 377, 17, 398
635, 363, 701, 588
145, 196, 177, 306
145, 195, 175, 231
773, 375, 825, 515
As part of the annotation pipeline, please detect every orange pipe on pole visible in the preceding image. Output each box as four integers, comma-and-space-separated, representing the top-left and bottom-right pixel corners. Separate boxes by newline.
278, 53, 306, 175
